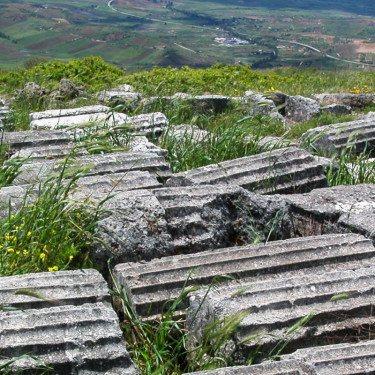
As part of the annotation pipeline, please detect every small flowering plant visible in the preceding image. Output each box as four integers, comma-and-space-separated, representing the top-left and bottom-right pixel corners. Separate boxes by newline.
0, 164, 101, 276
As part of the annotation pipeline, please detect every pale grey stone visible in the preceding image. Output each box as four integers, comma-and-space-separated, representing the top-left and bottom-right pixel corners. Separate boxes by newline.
183, 361, 316, 375
127, 112, 168, 136
284, 184, 375, 241
188, 263, 375, 363
0, 269, 110, 310
314, 93, 375, 109
301, 118, 375, 157
166, 147, 327, 194
114, 234, 372, 317
0, 302, 139, 374
282, 340, 375, 374
165, 124, 211, 143
285, 95, 321, 123
13, 151, 172, 185
320, 104, 352, 116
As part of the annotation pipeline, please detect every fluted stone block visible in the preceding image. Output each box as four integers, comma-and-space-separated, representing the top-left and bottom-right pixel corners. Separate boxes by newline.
301, 119, 375, 156
0, 302, 139, 374
167, 147, 327, 194
114, 234, 374, 317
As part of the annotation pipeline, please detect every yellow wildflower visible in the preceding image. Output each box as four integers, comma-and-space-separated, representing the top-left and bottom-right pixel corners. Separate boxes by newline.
7, 248, 14, 253
40, 253, 46, 262
23, 250, 29, 255
69, 255, 74, 261
27, 231, 32, 237
16, 251, 20, 255
48, 266, 59, 272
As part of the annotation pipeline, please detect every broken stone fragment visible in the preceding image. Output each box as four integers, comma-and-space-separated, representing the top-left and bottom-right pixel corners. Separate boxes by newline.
192, 95, 231, 115
283, 183, 375, 242
166, 147, 327, 194
13, 150, 172, 185
320, 103, 352, 116
14, 82, 49, 101
127, 112, 169, 136
57, 78, 86, 100
92, 184, 286, 271
241, 91, 276, 116
30, 105, 130, 131
285, 95, 321, 123
314, 93, 375, 108
97, 83, 141, 110
164, 124, 211, 143
300, 118, 375, 157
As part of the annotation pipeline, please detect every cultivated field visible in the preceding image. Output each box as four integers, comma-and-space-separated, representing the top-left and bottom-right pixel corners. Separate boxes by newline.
0, 0, 374, 71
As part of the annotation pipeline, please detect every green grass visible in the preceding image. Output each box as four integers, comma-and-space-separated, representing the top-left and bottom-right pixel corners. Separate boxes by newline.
327, 147, 375, 186
286, 111, 357, 140
0, 156, 106, 276
112, 269, 317, 375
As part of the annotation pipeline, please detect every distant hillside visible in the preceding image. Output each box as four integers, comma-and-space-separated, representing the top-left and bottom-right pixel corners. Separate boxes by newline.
222, 0, 375, 16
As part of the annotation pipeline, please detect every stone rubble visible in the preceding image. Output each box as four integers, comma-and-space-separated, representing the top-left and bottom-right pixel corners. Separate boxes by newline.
3, 91, 375, 374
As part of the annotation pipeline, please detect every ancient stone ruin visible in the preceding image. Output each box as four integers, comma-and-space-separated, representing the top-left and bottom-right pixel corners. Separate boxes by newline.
1, 87, 375, 374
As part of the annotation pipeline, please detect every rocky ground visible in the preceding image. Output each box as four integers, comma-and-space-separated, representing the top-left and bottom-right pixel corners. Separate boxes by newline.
1, 81, 375, 374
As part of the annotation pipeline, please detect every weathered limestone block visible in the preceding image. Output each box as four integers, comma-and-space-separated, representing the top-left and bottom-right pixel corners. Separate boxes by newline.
91, 189, 172, 270
300, 119, 375, 156
128, 135, 168, 156
320, 104, 352, 116
164, 124, 211, 143
127, 112, 169, 136
285, 95, 321, 123
166, 147, 328, 194
94, 184, 288, 270
282, 340, 375, 374
183, 361, 316, 375
2, 130, 72, 150
57, 78, 86, 100
0, 269, 110, 310
13, 151, 172, 185
0, 185, 33, 220
15, 82, 48, 101
187, 263, 375, 363
98, 84, 141, 109
284, 184, 375, 241
30, 105, 130, 131
0, 103, 10, 122
314, 93, 375, 109
0, 302, 139, 374
74, 171, 162, 195
10, 143, 88, 161
152, 184, 279, 254
114, 234, 373, 317
242, 91, 276, 116
30, 105, 112, 121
